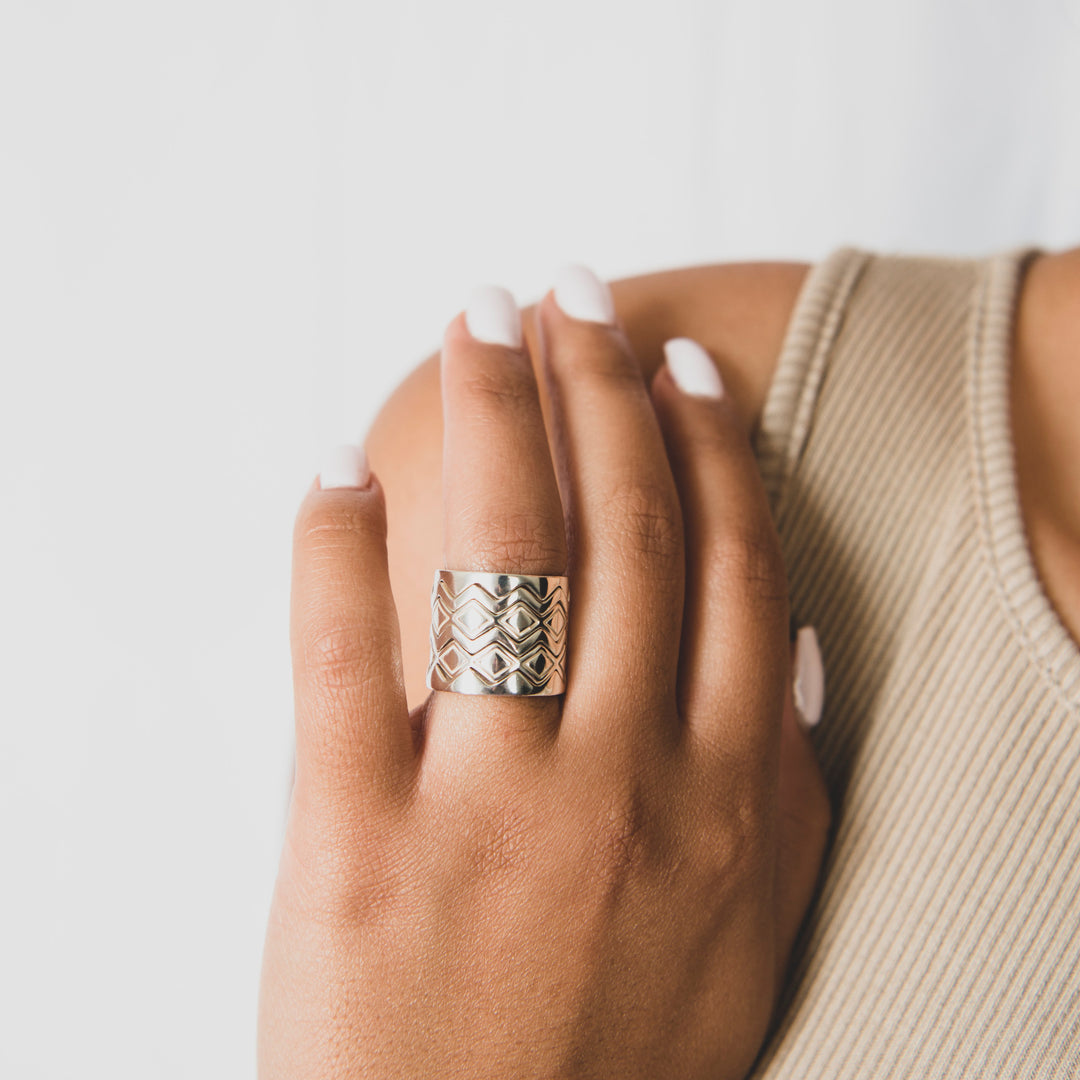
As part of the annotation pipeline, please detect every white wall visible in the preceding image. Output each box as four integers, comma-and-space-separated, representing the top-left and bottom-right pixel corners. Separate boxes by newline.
1, 2, 1077, 1076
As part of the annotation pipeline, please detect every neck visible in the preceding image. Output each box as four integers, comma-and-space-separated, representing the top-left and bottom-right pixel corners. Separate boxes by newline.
1013, 247, 1080, 539
1011, 246, 1080, 647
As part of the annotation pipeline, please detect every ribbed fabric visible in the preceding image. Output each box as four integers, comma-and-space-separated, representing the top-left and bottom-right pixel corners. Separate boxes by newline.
750, 249, 1080, 1079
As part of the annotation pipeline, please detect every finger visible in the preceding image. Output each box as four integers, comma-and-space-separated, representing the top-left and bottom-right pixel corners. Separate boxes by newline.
774, 627, 830, 987
429, 285, 567, 752
537, 264, 684, 740
650, 337, 790, 767
290, 445, 414, 821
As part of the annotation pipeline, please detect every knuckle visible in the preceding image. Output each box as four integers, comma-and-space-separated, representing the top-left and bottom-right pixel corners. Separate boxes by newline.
684, 753, 773, 881
302, 623, 382, 696
686, 419, 741, 462
702, 783, 772, 881
702, 526, 788, 605
456, 360, 536, 420
589, 784, 653, 892
295, 497, 383, 557
600, 481, 683, 573
560, 332, 641, 389
463, 510, 565, 572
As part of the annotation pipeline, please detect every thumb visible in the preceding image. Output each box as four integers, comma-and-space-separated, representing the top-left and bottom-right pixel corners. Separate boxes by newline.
774, 625, 831, 989
290, 444, 414, 823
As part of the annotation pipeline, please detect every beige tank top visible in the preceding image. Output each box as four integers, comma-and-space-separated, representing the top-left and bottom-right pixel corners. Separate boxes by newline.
749, 249, 1080, 1078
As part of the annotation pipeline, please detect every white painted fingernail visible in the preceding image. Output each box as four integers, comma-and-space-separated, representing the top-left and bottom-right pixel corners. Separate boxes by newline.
664, 337, 724, 399
465, 285, 523, 349
319, 443, 371, 490
793, 625, 825, 730
552, 264, 616, 325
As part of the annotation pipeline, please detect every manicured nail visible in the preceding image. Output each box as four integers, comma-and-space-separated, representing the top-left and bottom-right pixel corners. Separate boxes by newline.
793, 625, 825, 730
319, 443, 370, 490
552, 264, 616, 325
664, 337, 724, 399
465, 285, 523, 349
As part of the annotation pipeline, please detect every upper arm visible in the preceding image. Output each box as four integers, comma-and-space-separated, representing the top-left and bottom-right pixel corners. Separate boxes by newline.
366, 261, 809, 709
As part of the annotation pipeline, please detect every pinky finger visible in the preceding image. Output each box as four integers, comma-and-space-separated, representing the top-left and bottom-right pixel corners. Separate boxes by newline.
774, 626, 831, 987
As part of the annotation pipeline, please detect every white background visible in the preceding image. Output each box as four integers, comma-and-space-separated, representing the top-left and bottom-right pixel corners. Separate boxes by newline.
1, 2, 1078, 1076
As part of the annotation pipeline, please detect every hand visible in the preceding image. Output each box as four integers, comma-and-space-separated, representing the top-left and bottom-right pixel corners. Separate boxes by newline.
258, 268, 830, 1079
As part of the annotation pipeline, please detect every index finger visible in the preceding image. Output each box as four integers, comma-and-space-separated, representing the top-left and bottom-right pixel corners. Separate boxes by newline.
291, 452, 414, 820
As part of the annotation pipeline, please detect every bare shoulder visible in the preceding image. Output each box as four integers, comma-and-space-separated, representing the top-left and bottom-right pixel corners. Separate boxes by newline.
367, 261, 810, 707
600, 260, 810, 428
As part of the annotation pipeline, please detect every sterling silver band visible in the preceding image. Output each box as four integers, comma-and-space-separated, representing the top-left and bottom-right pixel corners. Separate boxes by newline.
426, 569, 569, 696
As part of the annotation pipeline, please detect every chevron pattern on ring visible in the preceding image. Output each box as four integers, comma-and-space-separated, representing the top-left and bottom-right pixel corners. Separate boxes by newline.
426, 572, 568, 695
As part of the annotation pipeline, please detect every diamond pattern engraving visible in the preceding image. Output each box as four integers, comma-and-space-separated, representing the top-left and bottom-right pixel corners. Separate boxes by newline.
519, 646, 555, 681
473, 643, 519, 682
497, 602, 541, 640
454, 598, 493, 639
427, 571, 568, 695
439, 641, 469, 678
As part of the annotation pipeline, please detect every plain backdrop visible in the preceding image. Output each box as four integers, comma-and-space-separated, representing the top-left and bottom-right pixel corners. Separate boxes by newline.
1, 1, 1078, 1075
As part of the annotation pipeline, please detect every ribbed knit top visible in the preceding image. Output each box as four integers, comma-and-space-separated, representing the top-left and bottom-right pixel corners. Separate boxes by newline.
750, 249, 1080, 1078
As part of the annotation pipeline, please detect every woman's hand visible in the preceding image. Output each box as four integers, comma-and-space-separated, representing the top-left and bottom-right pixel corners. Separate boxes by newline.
258, 268, 830, 1079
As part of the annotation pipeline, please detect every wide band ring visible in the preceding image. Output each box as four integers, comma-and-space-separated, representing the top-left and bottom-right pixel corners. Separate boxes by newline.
426, 569, 569, 696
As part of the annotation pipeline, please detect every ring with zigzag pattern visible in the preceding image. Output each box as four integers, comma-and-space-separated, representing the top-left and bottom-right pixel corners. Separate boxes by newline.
426, 569, 569, 696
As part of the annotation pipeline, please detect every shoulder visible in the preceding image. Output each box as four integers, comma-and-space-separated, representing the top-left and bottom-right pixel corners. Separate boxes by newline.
598, 261, 810, 431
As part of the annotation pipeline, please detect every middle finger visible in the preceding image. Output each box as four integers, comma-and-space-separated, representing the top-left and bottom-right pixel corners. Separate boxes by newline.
425, 285, 568, 764
537, 265, 684, 742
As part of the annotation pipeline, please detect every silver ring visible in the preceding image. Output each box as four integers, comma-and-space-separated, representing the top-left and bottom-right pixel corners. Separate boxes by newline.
426, 570, 569, 696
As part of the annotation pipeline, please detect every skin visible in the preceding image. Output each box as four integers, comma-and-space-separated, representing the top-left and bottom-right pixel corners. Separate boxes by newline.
1012, 248, 1080, 647
258, 247, 1078, 1076
258, 278, 830, 1078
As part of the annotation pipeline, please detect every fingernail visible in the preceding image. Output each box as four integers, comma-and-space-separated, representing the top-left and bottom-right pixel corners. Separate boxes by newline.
552, 264, 616, 325
465, 285, 523, 349
793, 625, 825, 730
319, 443, 371, 490
664, 337, 724, 399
